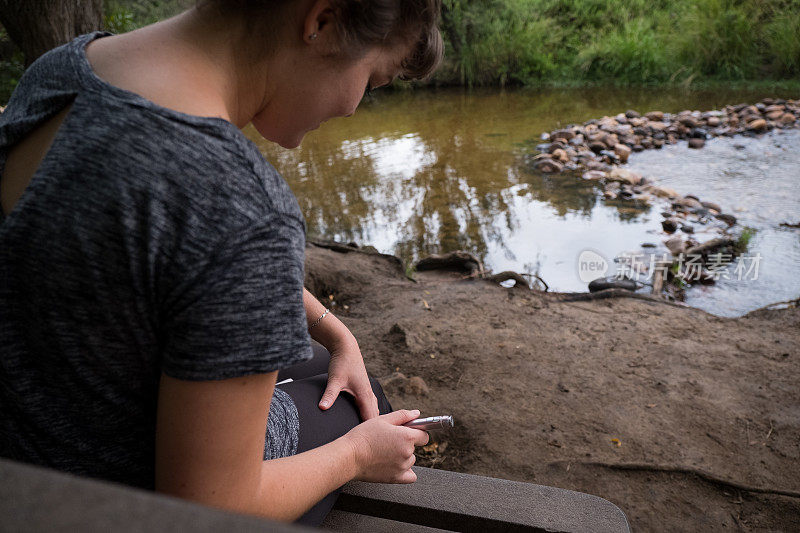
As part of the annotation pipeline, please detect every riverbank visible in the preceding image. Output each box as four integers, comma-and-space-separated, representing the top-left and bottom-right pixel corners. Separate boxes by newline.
304, 240, 800, 532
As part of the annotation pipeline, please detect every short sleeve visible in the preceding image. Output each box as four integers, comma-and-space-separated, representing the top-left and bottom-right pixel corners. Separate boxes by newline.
160, 215, 313, 381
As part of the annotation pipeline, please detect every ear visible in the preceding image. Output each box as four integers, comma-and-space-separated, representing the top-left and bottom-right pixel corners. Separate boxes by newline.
302, 0, 337, 45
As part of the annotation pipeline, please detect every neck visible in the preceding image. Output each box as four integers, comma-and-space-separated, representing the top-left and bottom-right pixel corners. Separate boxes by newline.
133, 7, 277, 129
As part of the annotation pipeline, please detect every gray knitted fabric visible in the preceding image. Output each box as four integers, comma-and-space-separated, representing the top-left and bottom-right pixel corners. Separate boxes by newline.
0, 31, 313, 489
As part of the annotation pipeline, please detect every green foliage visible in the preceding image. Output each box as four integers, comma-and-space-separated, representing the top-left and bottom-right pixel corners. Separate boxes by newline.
103, 2, 137, 34
0, 27, 24, 104
434, 0, 800, 87
765, 12, 800, 76
576, 18, 671, 84
105, 0, 193, 28
676, 0, 760, 79
735, 227, 756, 253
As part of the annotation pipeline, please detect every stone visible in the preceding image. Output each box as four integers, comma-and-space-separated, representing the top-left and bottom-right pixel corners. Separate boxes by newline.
665, 236, 685, 255
613, 143, 632, 163
586, 160, 611, 171
701, 201, 721, 212
706, 116, 720, 127
551, 148, 569, 163
625, 109, 640, 118
645, 111, 664, 121
615, 124, 633, 135
673, 196, 702, 209
532, 158, 564, 173
747, 118, 767, 132
602, 133, 619, 147
551, 129, 575, 142
589, 141, 607, 154
582, 170, 607, 181
688, 138, 705, 149
779, 113, 796, 124
405, 376, 430, 396
766, 110, 784, 120
680, 224, 694, 234
662, 218, 680, 233
608, 168, 642, 185
715, 213, 737, 226
379, 372, 429, 396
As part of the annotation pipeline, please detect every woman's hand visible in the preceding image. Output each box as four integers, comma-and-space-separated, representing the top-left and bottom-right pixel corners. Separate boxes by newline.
319, 336, 380, 421
344, 409, 429, 483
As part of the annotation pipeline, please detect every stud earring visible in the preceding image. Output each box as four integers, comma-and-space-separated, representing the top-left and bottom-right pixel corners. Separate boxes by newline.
309, 33, 318, 40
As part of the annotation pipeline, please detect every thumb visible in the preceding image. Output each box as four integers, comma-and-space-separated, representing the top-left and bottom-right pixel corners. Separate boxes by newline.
383, 408, 421, 426
319, 380, 344, 409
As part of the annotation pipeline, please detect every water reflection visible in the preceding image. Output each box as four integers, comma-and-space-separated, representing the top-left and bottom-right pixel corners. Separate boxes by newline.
627, 129, 800, 317
248, 86, 800, 315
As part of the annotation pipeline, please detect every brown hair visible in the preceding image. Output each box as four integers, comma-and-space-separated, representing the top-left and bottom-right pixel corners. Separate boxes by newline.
198, 0, 443, 81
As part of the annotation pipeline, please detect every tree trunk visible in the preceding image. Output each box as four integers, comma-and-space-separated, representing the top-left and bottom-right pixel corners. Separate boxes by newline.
0, 0, 103, 67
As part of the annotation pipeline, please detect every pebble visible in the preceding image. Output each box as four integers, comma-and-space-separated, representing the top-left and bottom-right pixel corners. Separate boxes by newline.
582, 170, 607, 181
532, 158, 563, 173
613, 143, 632, 163
662, 218, 680, 233
747, 118, 767, 132
688, 138, 705, 149
665, 236, 686, 255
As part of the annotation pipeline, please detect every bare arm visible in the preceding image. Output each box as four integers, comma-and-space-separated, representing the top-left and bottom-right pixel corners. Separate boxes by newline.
155, 370, 355, 521
155, 370, 426, 522
302, 287, 380, 419
303, 286, 354, 349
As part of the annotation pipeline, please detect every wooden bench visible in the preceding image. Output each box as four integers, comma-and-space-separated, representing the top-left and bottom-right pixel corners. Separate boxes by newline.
1, 458, 629, 532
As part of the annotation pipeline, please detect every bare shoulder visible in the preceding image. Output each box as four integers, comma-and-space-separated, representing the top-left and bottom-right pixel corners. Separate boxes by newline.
84, 31, 229, 121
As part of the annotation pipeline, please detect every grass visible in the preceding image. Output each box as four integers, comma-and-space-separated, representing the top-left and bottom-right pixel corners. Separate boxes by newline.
735, 227, 757, 253
433, 0, 800, 88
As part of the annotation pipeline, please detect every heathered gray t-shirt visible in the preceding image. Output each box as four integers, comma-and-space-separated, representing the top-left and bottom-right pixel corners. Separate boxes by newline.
0, 30, 314, 489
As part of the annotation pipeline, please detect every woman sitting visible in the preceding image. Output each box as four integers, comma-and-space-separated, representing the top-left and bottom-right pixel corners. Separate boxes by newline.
0, 0, 443, 526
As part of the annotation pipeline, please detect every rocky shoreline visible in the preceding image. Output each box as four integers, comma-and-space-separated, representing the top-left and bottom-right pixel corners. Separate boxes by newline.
523, 99, 800, 301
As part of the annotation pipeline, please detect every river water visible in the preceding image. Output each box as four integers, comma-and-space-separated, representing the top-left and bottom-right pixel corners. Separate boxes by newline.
246, 87, 800, 317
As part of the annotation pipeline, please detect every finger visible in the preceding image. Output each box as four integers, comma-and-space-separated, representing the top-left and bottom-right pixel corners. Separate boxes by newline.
402, 454, 416, 470
382, 408, 420, 425
411, 428, 430, 447
355, 388, 380, 421
319, 379, 344, 409
396, 469, 417, 484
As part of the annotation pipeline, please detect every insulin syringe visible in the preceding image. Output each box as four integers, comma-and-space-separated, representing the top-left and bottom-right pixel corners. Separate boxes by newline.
403, 415, 454, 431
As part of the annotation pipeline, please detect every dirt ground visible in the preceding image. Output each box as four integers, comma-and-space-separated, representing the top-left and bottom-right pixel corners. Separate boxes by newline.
304, 241, 800, 533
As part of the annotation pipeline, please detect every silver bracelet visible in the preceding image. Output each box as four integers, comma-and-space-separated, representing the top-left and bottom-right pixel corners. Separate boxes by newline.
308, 308, 330, 331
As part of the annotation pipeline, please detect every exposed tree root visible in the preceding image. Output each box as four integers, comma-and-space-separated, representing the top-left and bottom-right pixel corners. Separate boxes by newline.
551, 460, 800, 499
553, 288, 689, 308
743, 298, 800, 317
415, 251, 485, 277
